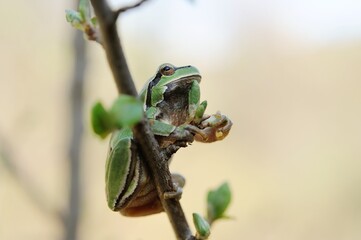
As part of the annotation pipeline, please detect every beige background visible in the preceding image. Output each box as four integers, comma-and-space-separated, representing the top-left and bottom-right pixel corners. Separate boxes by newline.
1, 0, 361, 239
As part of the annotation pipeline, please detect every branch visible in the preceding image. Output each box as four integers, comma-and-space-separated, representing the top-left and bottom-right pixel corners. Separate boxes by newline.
114, 0, 149, 20
64, 18, 87, 240
89, 0, 194, 239
89, 1, 137, 95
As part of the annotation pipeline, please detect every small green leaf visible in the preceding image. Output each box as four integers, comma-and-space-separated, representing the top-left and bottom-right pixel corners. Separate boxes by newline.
193, 213, 210, 239
195, 100, 207, 123
110, 95, 143, 128
91, 101, 114, 138
90, 17, 98, 27
66, 0, 93, 31
78, 0, 89, 20
207, 182, 231, 223
65, 9, 84, 30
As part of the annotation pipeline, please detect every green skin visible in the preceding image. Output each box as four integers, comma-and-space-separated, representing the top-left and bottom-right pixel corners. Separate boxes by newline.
105, 63, 231, 217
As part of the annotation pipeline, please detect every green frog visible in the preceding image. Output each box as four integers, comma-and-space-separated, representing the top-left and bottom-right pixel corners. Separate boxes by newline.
106, 63, 232, 216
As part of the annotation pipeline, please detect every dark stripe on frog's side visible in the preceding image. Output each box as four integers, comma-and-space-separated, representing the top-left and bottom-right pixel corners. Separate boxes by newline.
145, 72, 162, 109
114, 140, 143, 210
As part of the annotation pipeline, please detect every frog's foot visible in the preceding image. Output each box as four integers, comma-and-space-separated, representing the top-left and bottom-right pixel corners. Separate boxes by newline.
163, 187, 183, 200
163, 127, 194, 147
156, 126, 195, 149
161, 133, 196, 161
187, 112, 233, 143
163, 173, 185, 200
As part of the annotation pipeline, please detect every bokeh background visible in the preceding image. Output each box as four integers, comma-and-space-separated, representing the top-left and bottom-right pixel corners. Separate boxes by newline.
1, 0, 361, 239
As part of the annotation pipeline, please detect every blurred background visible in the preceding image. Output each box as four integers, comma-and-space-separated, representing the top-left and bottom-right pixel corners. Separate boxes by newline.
1, 0, 361, 239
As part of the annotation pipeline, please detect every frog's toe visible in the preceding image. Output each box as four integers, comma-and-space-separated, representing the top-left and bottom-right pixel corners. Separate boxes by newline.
163, 173, 185, 200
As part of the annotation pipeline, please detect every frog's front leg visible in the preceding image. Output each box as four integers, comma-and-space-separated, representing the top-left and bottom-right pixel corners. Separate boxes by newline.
151, 119, 195, 148
167, 125, 195, 144
186, 112, 233, 143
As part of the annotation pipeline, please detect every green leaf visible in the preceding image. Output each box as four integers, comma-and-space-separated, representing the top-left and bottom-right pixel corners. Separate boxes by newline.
110, 95, 143, 128
66, 0, 93, 31
90, 17, 98, 27
65, 9, 84, 30
91, 101, 114, 138
207, 182, 231, 223
193, 213, 211, 239
195, 100, 207, 123
78, 0, 89, 20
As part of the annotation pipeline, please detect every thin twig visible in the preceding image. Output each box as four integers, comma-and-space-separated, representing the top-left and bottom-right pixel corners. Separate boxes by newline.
114, 0, 149, 20
64, 16, 87, 240
89, 0, 194, 239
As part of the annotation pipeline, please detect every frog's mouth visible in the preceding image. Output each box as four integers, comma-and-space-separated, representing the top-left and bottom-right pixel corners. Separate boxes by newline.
166, 74, 201, 92
173, 74, 201, 84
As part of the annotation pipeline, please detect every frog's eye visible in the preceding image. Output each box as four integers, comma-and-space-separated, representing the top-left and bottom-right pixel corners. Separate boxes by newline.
159, 64, 175, 76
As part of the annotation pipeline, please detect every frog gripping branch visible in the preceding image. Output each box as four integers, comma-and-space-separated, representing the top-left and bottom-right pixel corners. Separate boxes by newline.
67, 0, 233, 239
100, 64, 232, 217
91, 64, 232, 218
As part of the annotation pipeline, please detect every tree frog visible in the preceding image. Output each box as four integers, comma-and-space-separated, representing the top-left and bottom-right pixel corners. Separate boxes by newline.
106, 63, 232, 217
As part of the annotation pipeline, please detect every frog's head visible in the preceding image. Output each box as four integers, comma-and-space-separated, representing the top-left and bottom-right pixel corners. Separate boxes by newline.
139, 63, 202, 126
139, 63, 201, 107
